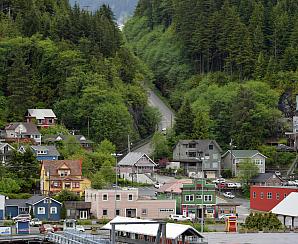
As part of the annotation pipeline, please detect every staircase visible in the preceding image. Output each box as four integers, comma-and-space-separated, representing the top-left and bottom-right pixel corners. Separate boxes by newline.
286, 154, 298, 177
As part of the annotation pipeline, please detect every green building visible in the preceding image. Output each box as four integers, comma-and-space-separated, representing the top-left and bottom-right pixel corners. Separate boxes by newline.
181, 179, 216, 219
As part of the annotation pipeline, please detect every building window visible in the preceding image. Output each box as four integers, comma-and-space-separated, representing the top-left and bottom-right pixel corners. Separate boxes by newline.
72, 182, 80, 188
116, 194, 121, 201
159, 209, 174, 212
209, 144, 214, 150
50, 207, 57, 214
196, 195, 202, 200
141, 209, 147, 215
284, 194, 287, 198
260, 192, 264, 199
204, 195, 212, 202
128, 194, 133, 201
44, 199, 50, 204
185, 195, 194, 202
102, 194, 108, 201
65, 182, 71, 188
188, 152, 196, 157
103, 209, 108, 216
38, 207, 45, 215
207, 209, 214, 214
116, 209, 120, 216
253, 192, 256, 198
267, 192, 272, 199
253, 159, 263, 165
276, 193, 280, 200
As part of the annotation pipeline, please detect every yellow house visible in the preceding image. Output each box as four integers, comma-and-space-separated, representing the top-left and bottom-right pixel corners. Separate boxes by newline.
40, 160, 91, 197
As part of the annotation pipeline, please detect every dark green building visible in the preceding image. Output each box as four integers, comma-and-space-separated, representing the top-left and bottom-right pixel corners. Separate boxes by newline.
181, 179, 216, 219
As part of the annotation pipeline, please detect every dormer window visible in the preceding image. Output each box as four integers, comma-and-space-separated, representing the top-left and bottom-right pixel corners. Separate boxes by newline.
59, 170, 70, 177
209, 144, 214, 150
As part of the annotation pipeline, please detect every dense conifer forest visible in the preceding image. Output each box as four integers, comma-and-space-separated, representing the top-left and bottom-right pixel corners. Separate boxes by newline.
0, 0, 160, 150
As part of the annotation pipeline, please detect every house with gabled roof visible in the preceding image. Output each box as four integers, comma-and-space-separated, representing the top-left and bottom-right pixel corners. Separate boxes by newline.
173, 139, 222, 179
4, 122, 41, 145
43, 134, 93, 150
5, 195, 61, 221
26, 109, 57, 128
0, 142, 15, 164
40, 160, 91, 197
118, 152, 157, 183
31, 145, 60, 161
222, 150, 267, 176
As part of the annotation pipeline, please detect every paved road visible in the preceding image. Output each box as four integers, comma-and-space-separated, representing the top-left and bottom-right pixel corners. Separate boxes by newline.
133, 89, 175, 155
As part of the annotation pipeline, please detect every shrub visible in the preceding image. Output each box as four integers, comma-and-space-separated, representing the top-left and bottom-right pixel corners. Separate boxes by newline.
77, 219, 92, 225
244, 212, 282, 231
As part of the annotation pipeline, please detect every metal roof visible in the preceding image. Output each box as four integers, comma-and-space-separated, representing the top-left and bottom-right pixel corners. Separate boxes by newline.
250, 173, 282, 183
222, 150, 267, 158
27, 109, 56, 120
118, 152, 157, 166
176, 139, 222, 152
5, 199, 28, 207
101, 216, 204, 239
31, 145, 60, 157
5, 122, 41, 135
271, 192, 298, 217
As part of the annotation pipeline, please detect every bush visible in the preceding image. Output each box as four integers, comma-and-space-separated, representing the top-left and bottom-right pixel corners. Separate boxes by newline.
98, 218, 109, 224
244, 212, 282, 231
3, 220, 14, 226
1, 193, 31, 199
77, 219, 92, 225
221, 169, 232, 179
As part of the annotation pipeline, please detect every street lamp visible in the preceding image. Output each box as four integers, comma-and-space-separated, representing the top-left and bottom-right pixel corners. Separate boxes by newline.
111, 153, 123, 218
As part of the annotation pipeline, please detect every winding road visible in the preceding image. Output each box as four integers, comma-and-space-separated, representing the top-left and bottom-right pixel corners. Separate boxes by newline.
133, 89, 175, 155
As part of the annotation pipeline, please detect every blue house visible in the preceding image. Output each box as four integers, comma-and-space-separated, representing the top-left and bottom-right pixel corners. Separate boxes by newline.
31, 145, 60, 161
5, 196, 62, 221
0, 194, 5, 220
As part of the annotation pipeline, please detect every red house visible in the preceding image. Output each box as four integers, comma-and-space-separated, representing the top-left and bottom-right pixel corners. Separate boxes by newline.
26, 109, 57, 128
250, 186, 298, 212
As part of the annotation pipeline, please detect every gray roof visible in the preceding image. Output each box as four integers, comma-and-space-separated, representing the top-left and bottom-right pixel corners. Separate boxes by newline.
176, 139, 222, 152
5, 122, 41, 135
5, 199, 28, 207
222, 150, 267, 159
43, 134, 93, 144
0, 143, 15, 150
250, 173, 282, 183
27, 109, 56, 120
118, 152, 157, 166
31, 145, 60, 157
26, 195, 61, 205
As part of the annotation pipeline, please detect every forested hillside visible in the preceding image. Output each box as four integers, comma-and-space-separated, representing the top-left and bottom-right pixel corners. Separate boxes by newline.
69, 0, 138, 24
0, 0, 159, 150
124, 0, 298, 166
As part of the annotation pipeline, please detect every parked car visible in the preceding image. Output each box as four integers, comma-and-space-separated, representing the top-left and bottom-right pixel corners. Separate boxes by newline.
154, 182, 161, 189
227, 183, 236, 188
39, 224, 54, 234
161, 128, 167, 135
12, 214, 31, 222
169, 214, 192, 222
76, 225, 85, 232
234, 182, 242, 188
30, 218, 42, 226
212, 178, 225, 184
275, 171, 281, 176
223, 192, 235, 199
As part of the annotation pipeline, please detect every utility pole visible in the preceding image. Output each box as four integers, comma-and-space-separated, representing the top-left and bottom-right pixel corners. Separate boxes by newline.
87, 116, 90, 138
128, 135, 131, 153
111, 153, 123, 217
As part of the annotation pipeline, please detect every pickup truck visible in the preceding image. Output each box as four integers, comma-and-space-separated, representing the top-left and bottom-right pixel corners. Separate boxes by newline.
169, 214, 192, 222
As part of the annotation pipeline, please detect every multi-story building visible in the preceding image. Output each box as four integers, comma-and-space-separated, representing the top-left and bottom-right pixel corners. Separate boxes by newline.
26, 109, 57, 128
173, 140, 222, 178
40, 160, 91, 197
0, 143, 14, 164
181, 180, 216, 219
222, 150, 267, 176
31, 145, 60, 161
85, 188, 176, 219
250, 185, 298, 212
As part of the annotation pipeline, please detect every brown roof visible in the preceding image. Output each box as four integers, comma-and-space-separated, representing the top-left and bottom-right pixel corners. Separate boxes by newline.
5, 122, 40, 135
43, 160, 82, 176
158, 179, 192, 194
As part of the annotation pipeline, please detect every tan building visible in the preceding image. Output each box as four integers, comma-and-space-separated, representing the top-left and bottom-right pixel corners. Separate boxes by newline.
40, 160, 91, 197
85, 188, 176, 219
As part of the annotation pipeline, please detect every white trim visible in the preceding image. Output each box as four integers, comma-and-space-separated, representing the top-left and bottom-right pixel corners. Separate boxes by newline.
31, 197, 62, 206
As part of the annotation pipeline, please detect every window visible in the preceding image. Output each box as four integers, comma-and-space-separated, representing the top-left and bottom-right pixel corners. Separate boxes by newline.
116, 194, 121, 201
267, 192, 272, 199
185, 195, 194, 202
254, 159, 263, 165
49, 119, 53, 124
196, 195, 202, 200
253, 192, 256, 198
38, 207, 45, 215
276, 193, 280, 200
116, 209, 120, 216
44, 199, 51, 204
209, 144, 214, 150
59, 170, 70, 177
213, 154, 218, 160
65, 182, 71, 188
188, 152, 196, 157
260, 192, 264, 199
50, 207, 57, 214
72, 182, 80, 188
159, 209, 174, 212
102, 194, 108, 201
284, 194, 287, 198
103, 209, 108, 216
204, 195, 212, 202
189, 143, 196, 148
207, 209, 214, 214
128, 194, 133, 201
141, 209, 147, 215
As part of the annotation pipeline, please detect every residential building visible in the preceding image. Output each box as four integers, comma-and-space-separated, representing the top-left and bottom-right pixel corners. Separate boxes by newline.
0, 194, 5, 220
5, 195, 61, 221
64, 201, 91, 220
4, 122, 41, 145
249, 172, 283, 186
43, 134, 93, 150
118, 152, 157, 183
102, 216, 206, 244
250, 186, 298, 212
0, 143, 14, 164
40, 160, 91, 197
222, 150, 267, 177
173, 140, 222, 178
31, 145, 60, 161
85, 188, 176, 219
26, 109, 57, 128
214, 203, 239, 219
181, 180, 216, 219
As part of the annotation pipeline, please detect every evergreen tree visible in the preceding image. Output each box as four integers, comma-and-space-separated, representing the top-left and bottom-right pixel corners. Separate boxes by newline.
174, 99, 195, 137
